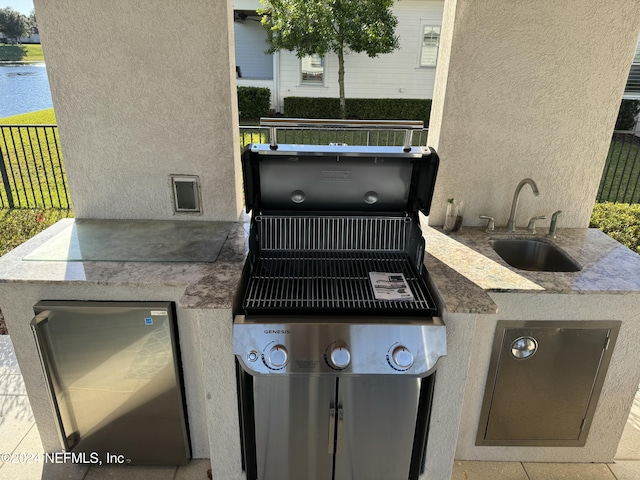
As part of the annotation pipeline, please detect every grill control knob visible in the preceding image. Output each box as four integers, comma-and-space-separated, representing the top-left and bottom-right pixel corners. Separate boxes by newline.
267, 345, 288, 369
328, 345, 351, 369
391, 346, 414, 370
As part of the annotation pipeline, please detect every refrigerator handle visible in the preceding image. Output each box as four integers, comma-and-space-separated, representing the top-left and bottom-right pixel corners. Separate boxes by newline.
31, 311, 75, 451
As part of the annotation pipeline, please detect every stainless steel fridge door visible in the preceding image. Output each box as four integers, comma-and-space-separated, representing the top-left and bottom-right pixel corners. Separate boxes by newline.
334, 376, 421, 480
253, 375, 335, 480
31, 301, 190, 465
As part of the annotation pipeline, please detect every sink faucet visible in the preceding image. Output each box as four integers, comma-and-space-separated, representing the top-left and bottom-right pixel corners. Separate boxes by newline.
506, 178, 539, 232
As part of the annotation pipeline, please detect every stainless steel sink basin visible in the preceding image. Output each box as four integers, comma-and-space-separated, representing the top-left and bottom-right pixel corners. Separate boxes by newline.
490, 238, 582, 272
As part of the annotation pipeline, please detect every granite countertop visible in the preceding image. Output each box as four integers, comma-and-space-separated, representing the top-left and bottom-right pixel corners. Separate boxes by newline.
0, 218, 249, 309
422, 225, 640, 314
1, 219, 638, 314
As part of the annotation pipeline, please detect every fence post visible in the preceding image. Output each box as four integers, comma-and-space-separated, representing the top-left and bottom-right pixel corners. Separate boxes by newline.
0, 128, 15, 208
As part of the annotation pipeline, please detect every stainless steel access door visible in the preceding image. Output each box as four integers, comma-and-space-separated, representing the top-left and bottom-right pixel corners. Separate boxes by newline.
253, 375, 336, 480
252, 375, 421, 480
334, 376, 421, 480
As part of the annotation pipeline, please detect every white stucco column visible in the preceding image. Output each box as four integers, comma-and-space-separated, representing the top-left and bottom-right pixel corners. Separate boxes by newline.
34, 0, 243, 221
428, 0, 640, 228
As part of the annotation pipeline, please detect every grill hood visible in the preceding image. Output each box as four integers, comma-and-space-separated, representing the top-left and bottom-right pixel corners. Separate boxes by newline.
241, 144, 439, 217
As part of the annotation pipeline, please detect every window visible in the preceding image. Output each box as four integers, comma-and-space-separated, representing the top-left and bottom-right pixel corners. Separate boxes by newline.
419, 26, 441, 67
301, 54, 324, 85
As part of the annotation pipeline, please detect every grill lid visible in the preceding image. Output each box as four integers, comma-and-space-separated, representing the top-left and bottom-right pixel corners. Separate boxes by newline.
241, 144, 439, 216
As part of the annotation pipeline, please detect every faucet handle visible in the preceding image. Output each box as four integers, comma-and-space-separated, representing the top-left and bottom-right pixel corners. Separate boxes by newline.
479, 215, 495, 233
548, 210, 563, 238
527, 215, 546, 234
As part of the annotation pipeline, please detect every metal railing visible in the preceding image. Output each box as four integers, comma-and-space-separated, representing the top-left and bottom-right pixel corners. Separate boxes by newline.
0, 125, 70, 209
597, 130, 640, 204
239, 125, 430, 148
1, 124, 638, 211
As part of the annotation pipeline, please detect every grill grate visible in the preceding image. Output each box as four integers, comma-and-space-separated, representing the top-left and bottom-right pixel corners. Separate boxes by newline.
256, 216, 411, 251
243, 251, 435, 314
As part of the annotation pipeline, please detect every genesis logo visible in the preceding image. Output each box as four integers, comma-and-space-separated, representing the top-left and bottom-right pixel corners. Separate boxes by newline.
264, 329, 291, 335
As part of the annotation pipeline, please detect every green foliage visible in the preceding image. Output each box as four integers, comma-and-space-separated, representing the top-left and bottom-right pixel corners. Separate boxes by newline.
284, 97, 432, 124
0, 208, 73, 257
259, 0, 399, 118
0, 7, 31, 42
259, 0, 399, 58
0, 108, 56, 124
237, 87, 271, 121
615, 100, 640, 131
590, 202, 640, 254
0, 43, 44, 61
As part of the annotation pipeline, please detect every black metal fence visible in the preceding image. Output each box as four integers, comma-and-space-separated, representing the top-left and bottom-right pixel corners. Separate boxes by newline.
597, 130, 640, 204
1, 125, 638, 210
239, 126, 430, 148
0, 125, 70, 209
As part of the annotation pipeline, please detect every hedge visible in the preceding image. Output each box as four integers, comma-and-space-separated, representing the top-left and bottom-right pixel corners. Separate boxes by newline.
237, 87, 271, 120
283, 97, 432, 124
590, 202, 640, 254
615, 99, 640, 131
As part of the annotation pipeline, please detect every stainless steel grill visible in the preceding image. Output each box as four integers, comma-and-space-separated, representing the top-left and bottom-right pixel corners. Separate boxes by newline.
233, 119, 444, 480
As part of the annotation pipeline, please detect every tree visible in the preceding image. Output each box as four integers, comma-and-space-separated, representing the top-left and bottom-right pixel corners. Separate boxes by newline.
0, 7, 31, 43
259, 0, 399, 119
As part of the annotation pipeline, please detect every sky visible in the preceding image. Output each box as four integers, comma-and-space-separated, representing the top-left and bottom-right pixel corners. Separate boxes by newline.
2, 0, 34, 15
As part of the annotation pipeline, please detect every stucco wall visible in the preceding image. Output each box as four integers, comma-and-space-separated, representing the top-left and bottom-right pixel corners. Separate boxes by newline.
428, 0, 640, 228
34, 0, 243, 221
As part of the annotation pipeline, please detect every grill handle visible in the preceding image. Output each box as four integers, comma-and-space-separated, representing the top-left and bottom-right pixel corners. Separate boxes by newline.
260, 117, 424, 152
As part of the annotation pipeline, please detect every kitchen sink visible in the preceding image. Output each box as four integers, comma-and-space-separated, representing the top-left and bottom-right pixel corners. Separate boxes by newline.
490, 238, 582, 272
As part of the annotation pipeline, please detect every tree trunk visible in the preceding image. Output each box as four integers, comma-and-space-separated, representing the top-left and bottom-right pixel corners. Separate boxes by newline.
338, 47, 346, 119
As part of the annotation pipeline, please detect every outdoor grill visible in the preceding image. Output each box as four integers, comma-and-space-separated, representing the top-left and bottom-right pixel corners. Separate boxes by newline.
233, 119, 446, 480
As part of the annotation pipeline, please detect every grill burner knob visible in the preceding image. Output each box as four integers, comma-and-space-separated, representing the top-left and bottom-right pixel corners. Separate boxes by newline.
391, 346, 414, 370
328, 345, 351, 369
267, 345, 288, 368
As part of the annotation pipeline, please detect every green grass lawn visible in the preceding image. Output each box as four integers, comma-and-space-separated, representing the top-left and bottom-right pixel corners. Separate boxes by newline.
0, 108, 56, 125
597, 135, 640, 204
0, 44, 44, 62
0, 123, 69, 208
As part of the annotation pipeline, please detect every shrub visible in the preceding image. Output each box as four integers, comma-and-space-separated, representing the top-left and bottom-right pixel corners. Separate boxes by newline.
590, 202, 640, 254
0, 209, 74, 257
615, 99, 640, 131
237, 87, 271, 120
283, 97, 432, 124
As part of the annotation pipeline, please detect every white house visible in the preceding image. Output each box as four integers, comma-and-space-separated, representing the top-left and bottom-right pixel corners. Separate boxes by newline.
236, 0, 640, 128
233, 0, 444, 112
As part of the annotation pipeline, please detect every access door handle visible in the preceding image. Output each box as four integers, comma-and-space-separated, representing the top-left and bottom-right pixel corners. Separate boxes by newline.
328, 406, 336, 454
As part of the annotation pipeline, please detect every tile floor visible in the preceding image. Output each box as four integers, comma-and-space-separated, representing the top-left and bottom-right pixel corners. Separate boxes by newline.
1, 335, 639, 480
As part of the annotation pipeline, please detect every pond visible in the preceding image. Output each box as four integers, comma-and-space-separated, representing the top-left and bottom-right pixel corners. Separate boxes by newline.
0, 62, 54, 119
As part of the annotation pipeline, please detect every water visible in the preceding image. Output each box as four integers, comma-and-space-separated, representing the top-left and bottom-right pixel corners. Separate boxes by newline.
0, 63, 54, 119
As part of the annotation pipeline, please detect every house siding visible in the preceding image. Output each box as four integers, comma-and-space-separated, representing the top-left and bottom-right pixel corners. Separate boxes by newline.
276, 0, 443, 112
234, 18, 272, 79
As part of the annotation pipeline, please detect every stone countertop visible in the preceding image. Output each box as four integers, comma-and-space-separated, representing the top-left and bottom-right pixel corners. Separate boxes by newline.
2, 219, 638, 314
421, 225, 640, 314
0, 218, 249, 309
